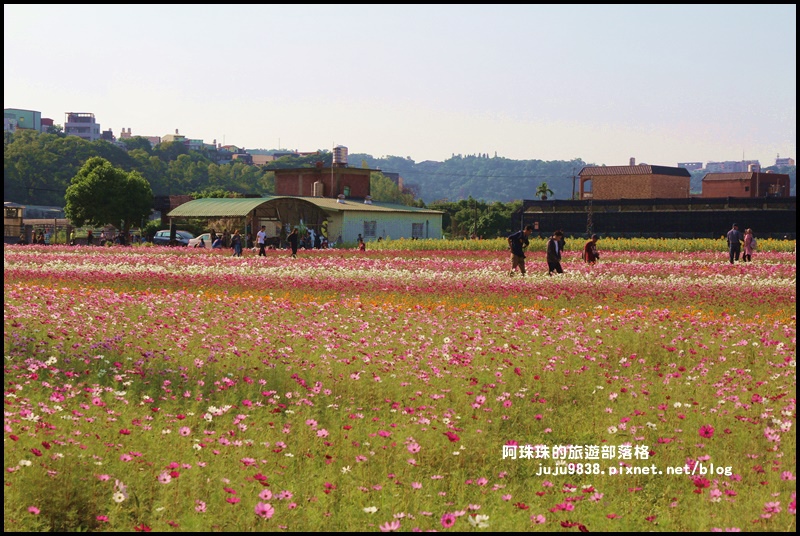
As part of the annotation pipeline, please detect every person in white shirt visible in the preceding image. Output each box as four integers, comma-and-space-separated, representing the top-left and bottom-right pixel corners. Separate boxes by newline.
256, 225, 267, 257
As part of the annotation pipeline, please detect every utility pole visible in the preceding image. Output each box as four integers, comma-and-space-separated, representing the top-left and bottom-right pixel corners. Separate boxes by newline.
571, 167, 576, 200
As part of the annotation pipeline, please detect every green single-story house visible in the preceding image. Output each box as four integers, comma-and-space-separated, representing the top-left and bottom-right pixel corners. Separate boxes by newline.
167, 196, 444, 244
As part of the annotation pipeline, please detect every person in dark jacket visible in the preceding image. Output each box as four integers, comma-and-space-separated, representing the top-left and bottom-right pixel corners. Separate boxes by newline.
287, 227, 300, 258
726, 223, 744, 264
547, 230, 565, 275
507, 225, 534, 276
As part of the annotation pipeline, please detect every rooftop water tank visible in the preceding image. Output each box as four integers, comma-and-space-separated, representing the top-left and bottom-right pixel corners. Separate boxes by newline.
313, 180, 324, 197
333, 145, 348, 167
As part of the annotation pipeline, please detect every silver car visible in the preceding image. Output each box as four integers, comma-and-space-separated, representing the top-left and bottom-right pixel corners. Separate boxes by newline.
152, 230, 194, 246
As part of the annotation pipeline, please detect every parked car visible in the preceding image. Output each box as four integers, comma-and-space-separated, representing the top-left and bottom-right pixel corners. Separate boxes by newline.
188, 233, 212, 248
152, 230, 194, 246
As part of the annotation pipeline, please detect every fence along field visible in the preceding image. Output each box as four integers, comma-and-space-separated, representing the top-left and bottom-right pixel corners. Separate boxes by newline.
3, 241, 796, 532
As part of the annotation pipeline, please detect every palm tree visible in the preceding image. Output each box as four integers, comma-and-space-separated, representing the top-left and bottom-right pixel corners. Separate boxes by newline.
535, 182, 554, 200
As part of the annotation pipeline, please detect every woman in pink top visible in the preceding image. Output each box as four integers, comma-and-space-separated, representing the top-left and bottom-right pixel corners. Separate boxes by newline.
742, 228, 754, 262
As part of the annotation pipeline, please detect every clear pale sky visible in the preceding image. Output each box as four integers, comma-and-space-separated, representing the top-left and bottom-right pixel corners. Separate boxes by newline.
4, 4, 796, 167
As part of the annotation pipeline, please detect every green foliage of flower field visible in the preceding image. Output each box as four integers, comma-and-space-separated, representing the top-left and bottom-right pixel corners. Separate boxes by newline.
3, 244, 796, 532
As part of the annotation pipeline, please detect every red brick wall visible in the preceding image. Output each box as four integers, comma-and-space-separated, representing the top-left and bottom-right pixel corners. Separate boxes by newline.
701, 179, 751, 198
275, 168, 371, 198
583, 174, 690, 199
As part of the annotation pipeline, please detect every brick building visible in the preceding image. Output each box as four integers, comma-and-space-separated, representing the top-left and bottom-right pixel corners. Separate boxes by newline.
578, 164, 691, 200
701, 171, 791, 198
274, 164, 374, 199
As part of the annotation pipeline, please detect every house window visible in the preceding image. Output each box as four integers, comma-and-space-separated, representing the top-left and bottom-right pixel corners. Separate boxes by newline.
411, 223, 424, 239
363, 221, 377, 238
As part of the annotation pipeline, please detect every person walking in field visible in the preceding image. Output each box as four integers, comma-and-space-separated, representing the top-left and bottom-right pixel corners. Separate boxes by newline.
287, 227, 300, 258
231, 229, 243, 257
507, 225, 534, 276
582, 234, 600, 265
257, 225, 267, 257
742, 228, 755, 262
547, 230, 565, 275
726, 223, 744, 264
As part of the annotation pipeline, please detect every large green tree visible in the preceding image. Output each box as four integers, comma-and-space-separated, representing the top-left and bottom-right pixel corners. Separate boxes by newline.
64, 157, 153, 241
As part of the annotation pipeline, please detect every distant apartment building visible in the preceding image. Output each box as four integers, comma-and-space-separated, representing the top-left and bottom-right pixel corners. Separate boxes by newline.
64, 112, 101, 141
161, 129, 187, 144
775, 156, 795, 167
677, 162, 703, 171
4, 108, 42, 133
705, 160, 760, 173
119, 127, 161, 147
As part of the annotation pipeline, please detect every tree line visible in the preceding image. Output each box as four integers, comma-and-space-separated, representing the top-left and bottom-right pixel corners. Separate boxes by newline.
5, 129, 794, 239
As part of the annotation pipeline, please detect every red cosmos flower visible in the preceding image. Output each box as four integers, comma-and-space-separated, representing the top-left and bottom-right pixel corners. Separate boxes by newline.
133, 524, 151, 532
119, 429, 131, 435
560, 521, 580, 528
514, 502, 530, 510
41, 441, 51, 450
169, 471, 180, 479
31, 448, 42, 457
698, 424, 715, 439
444, 431, 460, 442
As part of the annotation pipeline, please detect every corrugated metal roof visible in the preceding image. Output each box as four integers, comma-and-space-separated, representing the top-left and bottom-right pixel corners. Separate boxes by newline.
167, 196, 444, 218
579, 165, 690, 177
294, 196, 443, 214
167, 197, 277, 217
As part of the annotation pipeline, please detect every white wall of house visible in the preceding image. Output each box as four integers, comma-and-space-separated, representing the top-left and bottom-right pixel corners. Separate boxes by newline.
339, 212, 442, 242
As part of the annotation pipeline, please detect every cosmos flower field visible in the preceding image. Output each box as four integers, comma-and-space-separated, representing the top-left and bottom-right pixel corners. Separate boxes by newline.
4, 242, 796, 532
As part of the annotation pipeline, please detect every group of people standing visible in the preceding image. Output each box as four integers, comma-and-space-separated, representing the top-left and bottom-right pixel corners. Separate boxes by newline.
726, 223, 757, 264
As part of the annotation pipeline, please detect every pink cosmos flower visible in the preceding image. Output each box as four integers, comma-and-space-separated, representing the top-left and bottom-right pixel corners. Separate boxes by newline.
28, 506, 40, 515
699, 424, 715, 438
195, 500, 206, 513
379, 520, 401, 532
531, 514, 546, 524
254, 502, 274, 519
440, 513, 456, 528
259, 489, 273, 501
179, 426, 191, 436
